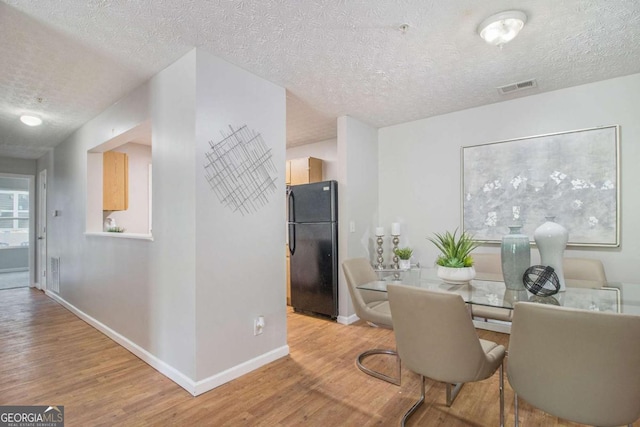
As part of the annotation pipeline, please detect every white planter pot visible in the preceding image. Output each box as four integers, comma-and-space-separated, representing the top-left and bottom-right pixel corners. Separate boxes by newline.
437, 266, 476, 285
398, 259, 411, 269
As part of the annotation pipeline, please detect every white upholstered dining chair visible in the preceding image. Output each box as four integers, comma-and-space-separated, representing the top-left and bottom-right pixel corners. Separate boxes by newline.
563, 257, 607, 287
342, 258, 400, 385
508, 302, 640, 427
387, 284, 505, 427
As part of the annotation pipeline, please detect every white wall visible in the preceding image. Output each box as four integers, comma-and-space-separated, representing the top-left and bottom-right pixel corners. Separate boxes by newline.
379, 73, 640, 283
110, 142, 152, 234
147, 50, 198, 380
286, 138, 338, 181
0, 156, 36, 176
46, 49, 287, 393
337, 116, 378, 322
193, 50, 287, 381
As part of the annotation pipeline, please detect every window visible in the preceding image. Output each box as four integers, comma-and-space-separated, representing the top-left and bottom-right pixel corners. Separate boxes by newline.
0, 190, 29, 247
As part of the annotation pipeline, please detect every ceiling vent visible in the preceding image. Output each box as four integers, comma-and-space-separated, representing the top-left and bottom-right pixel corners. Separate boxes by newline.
497, 79, 538, 95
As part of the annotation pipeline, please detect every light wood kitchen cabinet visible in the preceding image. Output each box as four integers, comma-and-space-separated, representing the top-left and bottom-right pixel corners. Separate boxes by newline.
285, 160, 292, 185
287, 157, 323, 185
103, 151, 129, 211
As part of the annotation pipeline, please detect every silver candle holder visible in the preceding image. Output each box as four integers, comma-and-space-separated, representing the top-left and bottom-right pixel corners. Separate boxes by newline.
376, 235, 385, 269
391, 234, 400, 270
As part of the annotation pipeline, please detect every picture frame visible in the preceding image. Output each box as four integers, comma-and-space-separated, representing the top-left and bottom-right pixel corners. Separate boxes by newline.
461, 125, 620, 247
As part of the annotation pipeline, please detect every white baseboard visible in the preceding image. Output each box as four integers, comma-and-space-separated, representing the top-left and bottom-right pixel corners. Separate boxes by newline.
45, 290, 289, 396
337, 313, 359, 325
194, 345, 289, 396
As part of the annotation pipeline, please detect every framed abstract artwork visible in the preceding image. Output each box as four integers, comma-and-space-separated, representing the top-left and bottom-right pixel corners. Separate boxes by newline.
461, 125, 620, 247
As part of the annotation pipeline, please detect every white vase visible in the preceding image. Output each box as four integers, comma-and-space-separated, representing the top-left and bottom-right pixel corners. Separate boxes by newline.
437, 266, 476, 285
533, 216, 568, 291
104, 217, 116, 232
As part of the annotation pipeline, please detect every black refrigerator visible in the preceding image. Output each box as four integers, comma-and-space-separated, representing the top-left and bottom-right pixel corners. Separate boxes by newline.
287, 180, 338, 318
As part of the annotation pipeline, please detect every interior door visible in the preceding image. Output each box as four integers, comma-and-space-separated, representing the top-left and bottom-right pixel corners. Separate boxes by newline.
37, 169, 47, 290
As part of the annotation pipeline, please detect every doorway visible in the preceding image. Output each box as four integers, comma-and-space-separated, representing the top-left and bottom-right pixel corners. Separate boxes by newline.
0, 174, 33, 290
37, 169, 47, 290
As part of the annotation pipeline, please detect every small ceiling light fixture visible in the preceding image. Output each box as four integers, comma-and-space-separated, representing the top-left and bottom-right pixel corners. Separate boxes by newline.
478, 10, 527, 47
20, 115, 43, 126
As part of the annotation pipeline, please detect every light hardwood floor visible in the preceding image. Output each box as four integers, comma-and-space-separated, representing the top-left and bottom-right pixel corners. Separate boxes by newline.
0, 288, 632, 426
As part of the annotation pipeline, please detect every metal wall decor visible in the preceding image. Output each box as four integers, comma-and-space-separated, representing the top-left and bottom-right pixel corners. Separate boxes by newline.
204, 125, 277, 215
461, 125, 620, 247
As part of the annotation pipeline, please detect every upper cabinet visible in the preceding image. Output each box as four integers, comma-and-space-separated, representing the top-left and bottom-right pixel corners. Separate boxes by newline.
103, 151, 129, 211
287, 157, 323, 185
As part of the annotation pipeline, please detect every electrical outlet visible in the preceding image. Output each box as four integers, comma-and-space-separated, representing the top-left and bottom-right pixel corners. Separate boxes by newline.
254, 316, 265, 336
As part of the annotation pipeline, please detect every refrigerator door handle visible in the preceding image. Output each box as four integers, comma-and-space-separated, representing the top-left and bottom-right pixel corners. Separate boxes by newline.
287, 189, 295, 222
288, 224, 295, 255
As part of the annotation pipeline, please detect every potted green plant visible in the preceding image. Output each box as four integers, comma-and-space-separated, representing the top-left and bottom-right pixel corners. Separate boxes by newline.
394, 247, 413, 269
428, 229, 481, 284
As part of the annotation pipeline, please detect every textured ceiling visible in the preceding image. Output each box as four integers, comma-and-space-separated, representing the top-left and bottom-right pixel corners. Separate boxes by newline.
1, 0, 640, 159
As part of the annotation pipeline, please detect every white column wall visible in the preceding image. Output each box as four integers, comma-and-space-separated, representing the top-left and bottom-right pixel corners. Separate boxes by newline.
46, 48, 290, 391
379, 73, 640, 283
147, 50, 198, 378
193, 51, 287, 381
337, 116, 378, 322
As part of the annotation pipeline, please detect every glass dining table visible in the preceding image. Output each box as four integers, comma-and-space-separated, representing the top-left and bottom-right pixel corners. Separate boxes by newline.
359, 267, 640, 317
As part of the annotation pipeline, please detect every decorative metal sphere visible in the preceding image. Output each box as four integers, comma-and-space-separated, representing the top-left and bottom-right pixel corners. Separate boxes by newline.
523, 265, 561, 296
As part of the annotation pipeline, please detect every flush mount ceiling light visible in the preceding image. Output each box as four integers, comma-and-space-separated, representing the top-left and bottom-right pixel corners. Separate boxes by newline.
478, 10, 527, 47
20, 115, 43, 126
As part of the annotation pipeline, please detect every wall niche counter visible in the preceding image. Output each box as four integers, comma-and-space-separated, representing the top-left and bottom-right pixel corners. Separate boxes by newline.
86, 121, 152, 236
85, 232, 153, 241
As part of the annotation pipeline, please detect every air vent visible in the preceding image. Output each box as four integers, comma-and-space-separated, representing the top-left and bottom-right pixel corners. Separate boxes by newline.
497, 79, 538, 95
